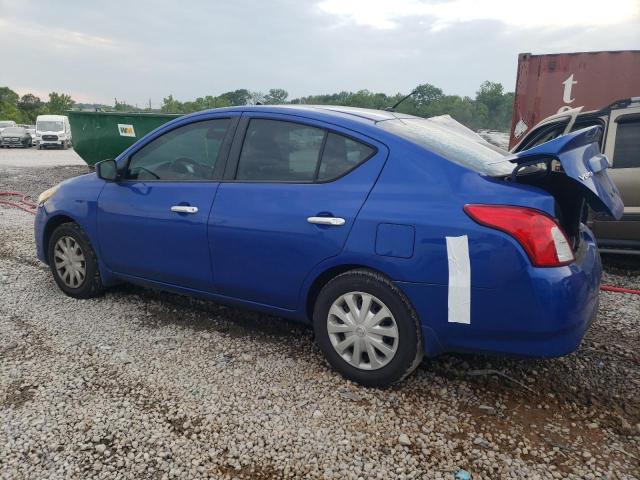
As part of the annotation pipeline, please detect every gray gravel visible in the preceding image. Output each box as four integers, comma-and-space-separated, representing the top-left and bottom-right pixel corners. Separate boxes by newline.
1, 157, 639, 479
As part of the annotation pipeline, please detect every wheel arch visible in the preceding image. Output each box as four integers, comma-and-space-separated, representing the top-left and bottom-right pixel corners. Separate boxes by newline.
42, 214, 77, 264
304, 263, 392, 322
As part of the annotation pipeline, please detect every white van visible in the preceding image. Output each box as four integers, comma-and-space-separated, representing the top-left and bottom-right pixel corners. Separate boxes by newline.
36, 115, 72, 149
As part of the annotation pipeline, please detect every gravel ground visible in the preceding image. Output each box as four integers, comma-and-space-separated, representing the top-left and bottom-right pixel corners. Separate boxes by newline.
1, 158, 639, 479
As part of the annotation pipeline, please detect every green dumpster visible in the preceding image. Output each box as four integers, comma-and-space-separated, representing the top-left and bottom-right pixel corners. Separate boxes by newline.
68, 111, 182, 166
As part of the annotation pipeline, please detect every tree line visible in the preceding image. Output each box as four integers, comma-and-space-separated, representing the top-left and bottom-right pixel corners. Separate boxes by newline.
0, 81, 514, 131
0, 87, 74, 124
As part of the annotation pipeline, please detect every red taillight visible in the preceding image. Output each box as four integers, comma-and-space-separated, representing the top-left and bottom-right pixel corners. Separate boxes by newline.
464, 204, 574, 267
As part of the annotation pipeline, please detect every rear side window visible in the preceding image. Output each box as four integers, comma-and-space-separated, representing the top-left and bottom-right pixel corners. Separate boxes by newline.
126, 119, 230, 181
612, 118, 640, 169
317, 133, 375, 181
235, 119, 375, 182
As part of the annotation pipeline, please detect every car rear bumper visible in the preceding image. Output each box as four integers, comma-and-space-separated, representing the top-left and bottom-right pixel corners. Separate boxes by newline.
397, 225, 601, 358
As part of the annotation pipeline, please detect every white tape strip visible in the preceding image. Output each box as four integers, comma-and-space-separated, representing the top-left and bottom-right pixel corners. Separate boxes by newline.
446, 235, 471, 324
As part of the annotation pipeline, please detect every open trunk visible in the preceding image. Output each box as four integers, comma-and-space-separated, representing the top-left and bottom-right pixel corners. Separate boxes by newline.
375, 116, 622, 254
502, 126, 624, 250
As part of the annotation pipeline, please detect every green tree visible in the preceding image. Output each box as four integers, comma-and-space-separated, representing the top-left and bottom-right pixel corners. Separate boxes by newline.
46, 92, 74, 115
160, 94, 184, 113
114, 99, 139, 112
17, 93, 45, 123
0, 87, 21, 122
264, 88, 289, 105
219, 89, 251, 106
475, 81, 513, 130
412, 84, 444, 109
247, 91, 265, 105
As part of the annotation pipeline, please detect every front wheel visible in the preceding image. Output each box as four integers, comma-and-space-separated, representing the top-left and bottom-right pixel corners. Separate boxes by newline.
48, 222, 103, 298
313, 269, 423, 387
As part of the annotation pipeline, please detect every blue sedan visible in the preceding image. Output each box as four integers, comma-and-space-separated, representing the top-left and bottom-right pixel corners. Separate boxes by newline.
34, 106, 623, 387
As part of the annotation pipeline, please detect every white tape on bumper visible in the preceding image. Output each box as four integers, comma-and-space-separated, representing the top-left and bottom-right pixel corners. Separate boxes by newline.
446, 235, 471, 324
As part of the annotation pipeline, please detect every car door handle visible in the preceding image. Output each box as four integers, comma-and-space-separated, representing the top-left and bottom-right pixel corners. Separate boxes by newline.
307, 216, 345, 226
171, 205, 198, 214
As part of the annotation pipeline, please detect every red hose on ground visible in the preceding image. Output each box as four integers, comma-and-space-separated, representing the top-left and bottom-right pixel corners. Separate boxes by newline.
600, 284, 640, 295
1, 190, 640, 294
0, 191, 37, 215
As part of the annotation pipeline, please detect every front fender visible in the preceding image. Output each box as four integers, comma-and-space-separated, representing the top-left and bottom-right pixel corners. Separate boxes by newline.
35, 174, 118, 285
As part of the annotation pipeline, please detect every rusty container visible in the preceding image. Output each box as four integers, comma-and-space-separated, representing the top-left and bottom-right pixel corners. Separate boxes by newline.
509, 50, 640, 148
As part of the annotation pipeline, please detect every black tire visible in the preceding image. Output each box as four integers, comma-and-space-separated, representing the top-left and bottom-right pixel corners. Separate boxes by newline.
313, 269, 423, 387
48, 222, 104, 299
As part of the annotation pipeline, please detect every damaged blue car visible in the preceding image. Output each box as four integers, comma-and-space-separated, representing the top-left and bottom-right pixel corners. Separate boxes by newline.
34, 106, 623, 386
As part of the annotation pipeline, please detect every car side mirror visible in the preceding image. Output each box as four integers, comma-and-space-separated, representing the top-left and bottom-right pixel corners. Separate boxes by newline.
96, 159, 118, 181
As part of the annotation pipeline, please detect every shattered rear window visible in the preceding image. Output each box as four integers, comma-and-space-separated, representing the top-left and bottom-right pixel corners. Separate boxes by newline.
379, 118, 513, 176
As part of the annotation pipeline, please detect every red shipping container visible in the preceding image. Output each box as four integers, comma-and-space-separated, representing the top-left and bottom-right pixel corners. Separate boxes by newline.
509, 50, 640, 148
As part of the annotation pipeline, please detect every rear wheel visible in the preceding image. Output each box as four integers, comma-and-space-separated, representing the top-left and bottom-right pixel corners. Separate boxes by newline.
313, 269, 423, 387
48, 222, 103, 298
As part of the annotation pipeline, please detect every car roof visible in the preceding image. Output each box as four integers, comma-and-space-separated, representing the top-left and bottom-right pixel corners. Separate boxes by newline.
194, 104, 417, 125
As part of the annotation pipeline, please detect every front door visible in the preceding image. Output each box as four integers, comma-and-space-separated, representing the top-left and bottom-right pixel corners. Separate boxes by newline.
97, 116, 234, 291
210, 114, 388, 309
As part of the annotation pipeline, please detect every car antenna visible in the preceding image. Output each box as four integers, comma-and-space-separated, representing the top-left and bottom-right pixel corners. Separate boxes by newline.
385, 88, 418, 112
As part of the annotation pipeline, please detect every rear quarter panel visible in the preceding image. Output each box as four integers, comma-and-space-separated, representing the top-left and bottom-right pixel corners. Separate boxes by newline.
308, 139, 569, 354
334, 140, 556, 288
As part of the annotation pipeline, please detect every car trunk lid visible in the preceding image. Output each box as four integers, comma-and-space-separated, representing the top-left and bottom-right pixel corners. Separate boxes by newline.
507, 126, 623, 219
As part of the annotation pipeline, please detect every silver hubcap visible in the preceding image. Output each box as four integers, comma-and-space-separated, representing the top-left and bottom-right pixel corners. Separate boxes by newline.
327, 292, 399, 370
53, 236, 86, 288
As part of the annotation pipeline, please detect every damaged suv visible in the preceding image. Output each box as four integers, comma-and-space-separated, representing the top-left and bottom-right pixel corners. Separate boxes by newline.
34, 106, 622, 387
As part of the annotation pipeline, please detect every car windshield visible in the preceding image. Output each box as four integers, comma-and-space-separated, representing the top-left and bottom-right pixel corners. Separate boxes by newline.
378, 117, 514, 176
0, 121, 15, 128
2, 127, 25, 134
37, 121, 64, 131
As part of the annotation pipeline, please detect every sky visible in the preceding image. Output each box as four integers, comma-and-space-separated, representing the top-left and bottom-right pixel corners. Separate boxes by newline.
0, 0, 638, 107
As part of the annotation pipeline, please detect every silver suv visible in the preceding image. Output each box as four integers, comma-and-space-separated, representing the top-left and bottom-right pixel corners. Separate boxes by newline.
513, 98, 640, 254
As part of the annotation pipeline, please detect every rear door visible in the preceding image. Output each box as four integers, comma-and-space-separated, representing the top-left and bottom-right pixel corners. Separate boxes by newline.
209, 113, 388, 310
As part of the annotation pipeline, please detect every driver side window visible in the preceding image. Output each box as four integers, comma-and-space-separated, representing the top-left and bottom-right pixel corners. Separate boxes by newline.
126, 118, 230, 181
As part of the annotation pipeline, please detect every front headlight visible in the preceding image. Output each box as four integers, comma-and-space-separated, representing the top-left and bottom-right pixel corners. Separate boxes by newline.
37, 184, 60, 206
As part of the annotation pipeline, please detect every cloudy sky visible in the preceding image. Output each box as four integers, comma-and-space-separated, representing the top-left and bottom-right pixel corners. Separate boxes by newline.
1, 0, 638, 106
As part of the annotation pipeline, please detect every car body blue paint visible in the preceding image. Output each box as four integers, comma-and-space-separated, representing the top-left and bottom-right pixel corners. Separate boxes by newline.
375, 224, 415, 258
98, 182, 220, 291
34, 105, 619, 359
